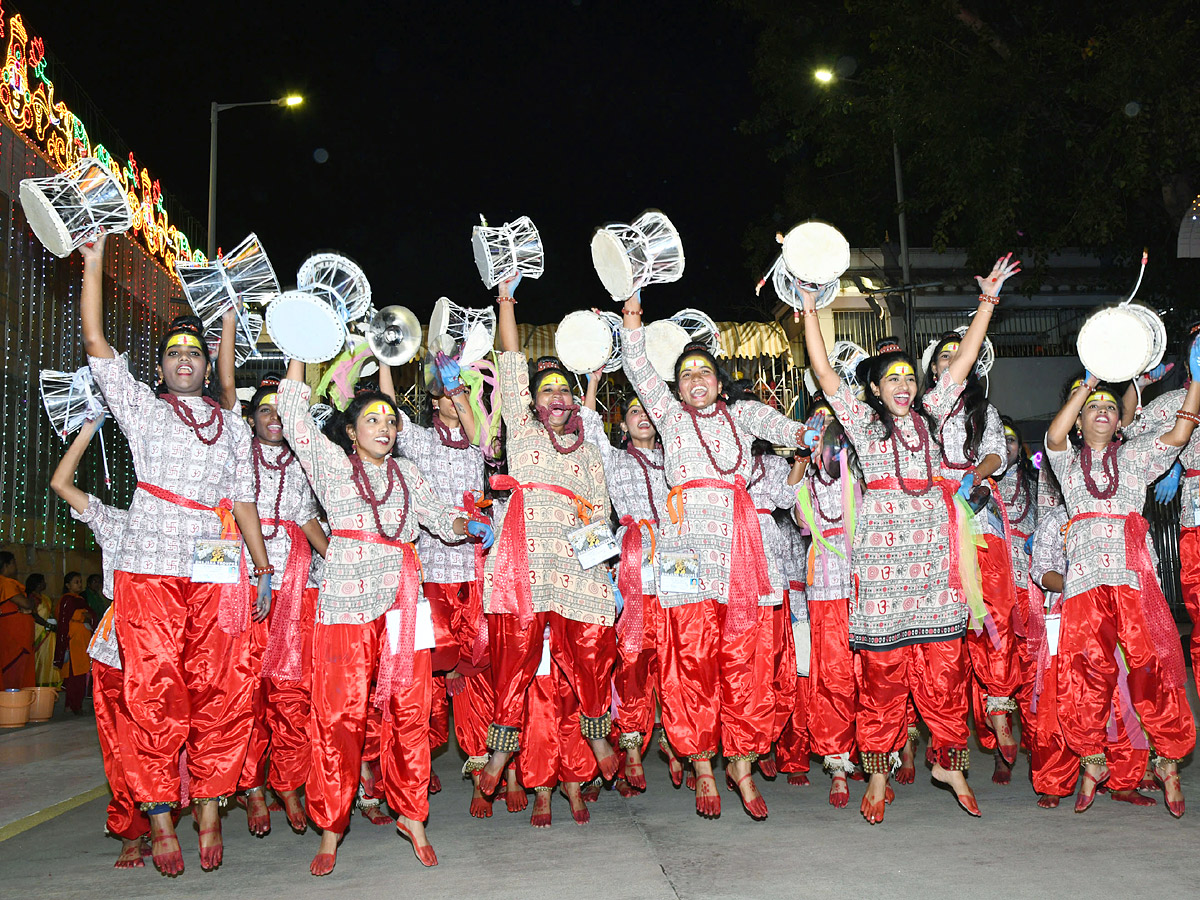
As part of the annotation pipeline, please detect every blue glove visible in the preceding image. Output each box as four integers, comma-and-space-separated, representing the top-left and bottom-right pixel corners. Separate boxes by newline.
605, 569, 625, 615
956, 471, 976, 501
803, 411, 826, 449
1190, 336, 1200, 383
1023, 534, 1034, 555
254, 578, 273, 622
1155, 461, 1184, 505
435, 351, 462, 392
466, 519, 493, 549
502, 272, 522, 298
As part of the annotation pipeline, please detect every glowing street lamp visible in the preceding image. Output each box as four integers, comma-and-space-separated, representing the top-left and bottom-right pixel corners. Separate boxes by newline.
814, 68, 834, 83
207, 94, 304, 258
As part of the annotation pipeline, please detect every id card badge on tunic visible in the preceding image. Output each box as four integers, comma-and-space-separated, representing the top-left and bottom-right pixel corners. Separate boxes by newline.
641, 547, 657, 593
567, 520, 620, 570
536, 625, 552, 676
1044, 614, 1062, 657
387, 601, 436, 653
792, 620, 812, 676
189, 538, 242, 584
658, 549, 700, 594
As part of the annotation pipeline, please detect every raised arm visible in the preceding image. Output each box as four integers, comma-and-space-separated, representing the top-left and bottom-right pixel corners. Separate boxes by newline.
79, 236, 115, 359
619, 295, 673, 425
799, 289, 840, 397
1155, 341, 1200, 448
49, 418, 102, 515
1046, 374, 1095, 452
584, 368, 603, 412
947, 253, 1020, 386
378, 361, 397, 404
216, 306, 237, 411
497, 275, 519, 352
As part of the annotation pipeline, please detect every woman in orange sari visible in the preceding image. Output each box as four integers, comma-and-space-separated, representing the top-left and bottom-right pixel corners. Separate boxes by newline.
55, 572, 94, 713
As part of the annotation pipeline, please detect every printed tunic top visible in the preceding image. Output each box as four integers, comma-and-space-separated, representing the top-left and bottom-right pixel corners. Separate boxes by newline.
1046, 428, 1176, 600
936, 398, 1005, 479
1029, 503, 1068, 612
828, 371, 966, 650
746, 452, 798, 607
985, 466, 1037, 590
394, 414, 482, 585
800, 467, 854, 604
482, 352, 615, 626
88, 354, 254, 578
242, 437, 321, 591
621, 325, 805, 608
277, 380, 461, 624
1127, 388, 1200, 527
75, 496, 127, 669
780, 516, 809, 623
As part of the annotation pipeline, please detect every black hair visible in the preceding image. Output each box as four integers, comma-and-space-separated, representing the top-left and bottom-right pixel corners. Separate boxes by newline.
154, 314, 220, 401
329, 390, 399, 455
674, 342, 748, 405
920, 333, 988, 461
62, 571, 81, 594
25, 573, 46, 594
856, 347, 933, 443
86, 573, 102, 589
1000, 415, 1036, 510
1060, 372, 1124, 446
751, 437, 773, 456
0, 551, 14, 572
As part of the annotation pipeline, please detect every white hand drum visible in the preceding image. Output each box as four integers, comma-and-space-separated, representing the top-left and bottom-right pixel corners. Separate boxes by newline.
19, 158, 133, 258
920, 325, 995, 381
643, 319, 691, 382
597, 310, 625, 373
1077, 304, 1163, 383
591, 209, 686, 301
428, 297, 496, 366
472, 215, 545, 288
266, 290, 348, 364
176, 233, 279, 357
555, 310, 613, 375
768, 254, 838, 310
40, 366, 108, 439
780, 222, 850, 310
309, 403, 334, 430
670, 308, 723, 357
829, 340, 869, 387
297, 252, 373, 323
205, 310, 264, 369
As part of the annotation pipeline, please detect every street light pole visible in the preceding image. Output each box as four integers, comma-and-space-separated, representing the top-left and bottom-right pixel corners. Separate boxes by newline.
206, 95, 303, 259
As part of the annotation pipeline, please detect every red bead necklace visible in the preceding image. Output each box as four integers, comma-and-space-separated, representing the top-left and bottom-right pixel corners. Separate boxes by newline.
163, 394, 224, 445
1079, 442, 1119, 500
626, 443, 665, 525
682, 400, 745, 476
889, 412, 934, 496
350, 452, 410, 541
253, 438, 295, 540
535, 405, 585, 454
433, 416, 470, 449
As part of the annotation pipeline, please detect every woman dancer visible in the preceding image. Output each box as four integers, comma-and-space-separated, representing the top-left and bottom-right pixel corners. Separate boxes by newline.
277, 359, 489, 873
801, 253, 1018, 823
794, 399, 861, 807
620, 295, 809, 821
477, 279, 618, 798
81, 235, 273, 875
30, 574, 56, 686
50, 416, 150, 866
55, 572, 94, 713
1045, 358, 1200, 817
922, 331, 1020, 773
236, 370, 327, 836
0, 554, 44, 690
581, 378, 671, 794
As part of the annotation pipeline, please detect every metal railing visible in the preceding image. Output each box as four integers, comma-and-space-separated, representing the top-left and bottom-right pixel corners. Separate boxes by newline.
913, 307, 1094, 357
834, 310, 890, 350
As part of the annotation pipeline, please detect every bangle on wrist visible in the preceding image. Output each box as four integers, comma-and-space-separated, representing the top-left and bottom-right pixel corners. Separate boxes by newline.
444, 382, 467, 397
1175, 409, 1200, 425
496, 295, 516, 304
253, 564, 275, 578
978, 293, 999, 306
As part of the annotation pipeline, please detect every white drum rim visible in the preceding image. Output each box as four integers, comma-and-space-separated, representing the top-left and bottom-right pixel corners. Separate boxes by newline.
297, 252, 371, 322
471, 229, 499, 287
591, 229, 635, 300
428, 297, 451, 343
555, 310, 614, 375
266, 291, 349, 364
596, 310, 625, 373
1077, 307, 1153, 383
643, 319, 691, 382
781, 221, 851, 286
19, 181, 74, 258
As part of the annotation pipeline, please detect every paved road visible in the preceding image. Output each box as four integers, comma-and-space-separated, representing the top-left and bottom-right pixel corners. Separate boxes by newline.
2, 737, 1196, 900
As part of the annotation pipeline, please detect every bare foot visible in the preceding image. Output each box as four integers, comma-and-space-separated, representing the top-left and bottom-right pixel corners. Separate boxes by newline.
1154, 761, 1185, 818
896, 737, 916, 785
1074, 762, 1109, 814
310, 828, 340, 876
588, 736, 620, 781
860, 773, 888, 824
530, 789, 552, 827
478, 750, 511, 797
148, 812, 183, 876
1110, 789, 1157, 807
988, 711, 1019, 765
193, 800, 224, 870
931, 764, 980, 817
829, 772, 850, 808
1037, 793, 1060, 809
561, 781, 590, 824
992, 752, 1013, 785
469, 773, 493, 818
693, 759, 720, 818
278, 788, 307, 832
726, 757, 767, 820
505, 767, 528, 812
114, 836, 146, 868
667, 752, 684, 787
244, 787, 271, 836
396, 814, 437, 866
623, 745, 646, 790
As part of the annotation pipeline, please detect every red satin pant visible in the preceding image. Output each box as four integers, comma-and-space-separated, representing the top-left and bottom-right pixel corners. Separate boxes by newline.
516, 666, 598, 788
306, 618, 433, 833
614, 594, 660, 743
113, 572, 257, 803
488, 611, 616, 738
1057, 584, 1195, 760
967, 534, 1023, 707
1177, 526, 1200, 699
657, 599, 776, 759
1031, 652, 1147, 795
807, 598, 857, 757
92, 661, 149, 840
775, 675, 811, 773
452, 670, 495, 758
857, 639, 970, 754
771, 599, 798, 740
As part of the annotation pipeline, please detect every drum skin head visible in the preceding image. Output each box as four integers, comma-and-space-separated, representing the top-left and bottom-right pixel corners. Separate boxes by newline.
20, 181, 74, 257
644, 320, 691, 382
556, 310, 613, 374
591, 230, 634, 300
266, 291, 348, 364
1076, 306, 1152, 383
781, 222, 851, 286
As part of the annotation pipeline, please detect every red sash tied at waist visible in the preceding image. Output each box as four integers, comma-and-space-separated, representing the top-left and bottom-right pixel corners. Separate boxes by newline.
665, 476, 770, 635
1067, 511, 1187, 689
461, 491, 492, 667
329, 529, 422, 715
259, 519, 312, 683
136, 481, 251, 635
616, 516, 656, 656
488, 476, 595, 627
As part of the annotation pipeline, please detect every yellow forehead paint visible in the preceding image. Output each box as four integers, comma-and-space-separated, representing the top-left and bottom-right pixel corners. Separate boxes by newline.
1004, 426, 1018, 441
679, 354, 711, 372
167, 333, 203, 350
362, 401, 394, 418
539, 373, 569, 390
884, 361, 914, 379
940, 341, 960, 355
256, 393, 278, 408
627, 397, 642, 410
1086, 391, 1118, 406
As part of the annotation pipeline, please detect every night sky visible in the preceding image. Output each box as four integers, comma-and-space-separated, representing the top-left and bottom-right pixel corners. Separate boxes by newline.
31, 0, 787, 326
